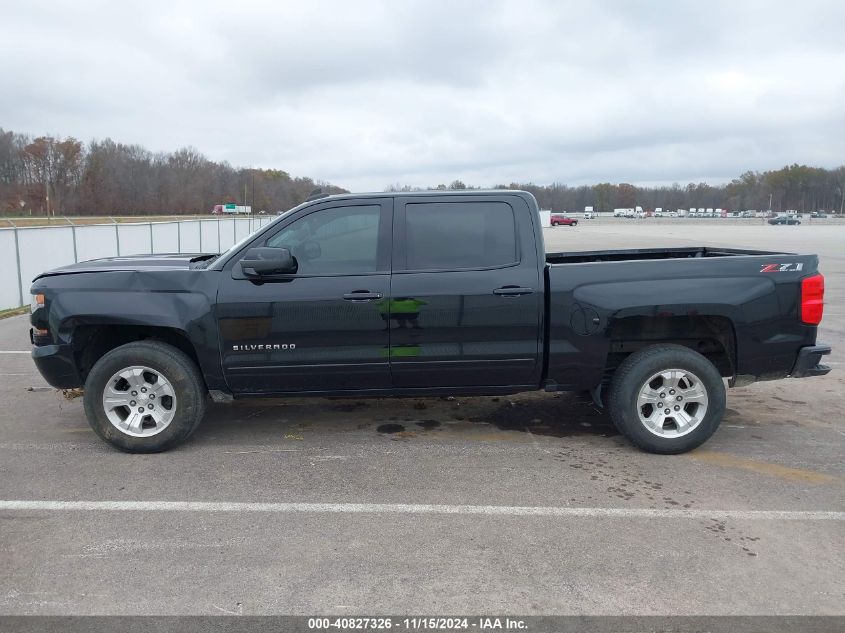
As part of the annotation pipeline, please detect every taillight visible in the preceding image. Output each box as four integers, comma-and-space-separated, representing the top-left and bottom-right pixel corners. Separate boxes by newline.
800, 274, 824, 325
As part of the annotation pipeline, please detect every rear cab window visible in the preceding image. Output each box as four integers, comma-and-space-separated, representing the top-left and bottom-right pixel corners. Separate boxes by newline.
400, 201, 518, 271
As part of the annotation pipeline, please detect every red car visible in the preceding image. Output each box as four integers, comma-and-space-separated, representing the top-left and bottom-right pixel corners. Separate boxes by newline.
550, 213, 578, 226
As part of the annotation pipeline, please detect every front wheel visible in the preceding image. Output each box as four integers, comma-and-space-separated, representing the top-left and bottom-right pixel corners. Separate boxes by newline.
607, 345, 725, 454
83, 341, 207, 453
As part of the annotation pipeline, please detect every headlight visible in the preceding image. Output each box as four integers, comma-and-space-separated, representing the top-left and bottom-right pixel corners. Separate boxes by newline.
31, 293, 44, 313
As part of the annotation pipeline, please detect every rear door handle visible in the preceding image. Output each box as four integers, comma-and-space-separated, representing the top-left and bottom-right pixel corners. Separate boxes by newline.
343, 291, 383, 302
493, 287, 534, 296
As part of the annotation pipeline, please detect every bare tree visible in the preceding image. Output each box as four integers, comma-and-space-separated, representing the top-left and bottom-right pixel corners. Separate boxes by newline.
21, 136, 83, 215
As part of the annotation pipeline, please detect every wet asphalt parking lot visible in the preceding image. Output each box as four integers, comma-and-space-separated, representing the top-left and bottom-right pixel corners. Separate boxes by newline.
0, 220, 843, 615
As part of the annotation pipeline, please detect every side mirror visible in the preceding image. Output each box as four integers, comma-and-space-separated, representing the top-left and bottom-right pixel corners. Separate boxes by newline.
241, 247, 297, 276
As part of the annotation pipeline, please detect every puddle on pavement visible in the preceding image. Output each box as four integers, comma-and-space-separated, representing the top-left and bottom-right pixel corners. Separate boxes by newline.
378, 420, 441, 434
330, 401, 370, 412
478, 396, 619, 437
376, 423, 405, 434
212, 392, 618, 440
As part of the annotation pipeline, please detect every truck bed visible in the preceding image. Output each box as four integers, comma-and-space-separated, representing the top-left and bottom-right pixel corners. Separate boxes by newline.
543, 247, 820, 391
546, 246, 783, 265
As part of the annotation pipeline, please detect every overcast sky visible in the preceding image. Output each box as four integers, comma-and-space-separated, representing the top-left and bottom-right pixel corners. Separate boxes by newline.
2, 0, 844, 191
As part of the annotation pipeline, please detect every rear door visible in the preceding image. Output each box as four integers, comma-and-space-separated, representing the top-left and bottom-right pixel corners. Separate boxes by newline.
216, 198, 393, 394
389, 194, 543, 389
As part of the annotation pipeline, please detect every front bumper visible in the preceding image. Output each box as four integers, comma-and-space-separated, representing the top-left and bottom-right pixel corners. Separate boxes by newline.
31, 334, 83, 389
790, 344, 832, 378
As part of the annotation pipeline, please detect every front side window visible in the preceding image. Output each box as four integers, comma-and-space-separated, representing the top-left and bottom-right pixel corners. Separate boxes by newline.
265, 205, 381, 275
404, 201, 517, 271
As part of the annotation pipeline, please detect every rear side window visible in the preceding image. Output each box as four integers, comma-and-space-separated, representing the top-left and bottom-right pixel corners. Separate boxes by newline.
404, 201, 517, 270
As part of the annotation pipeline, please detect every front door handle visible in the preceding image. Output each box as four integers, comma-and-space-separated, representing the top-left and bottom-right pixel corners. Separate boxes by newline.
343, 291, 383, 302
493, 287, 534, 296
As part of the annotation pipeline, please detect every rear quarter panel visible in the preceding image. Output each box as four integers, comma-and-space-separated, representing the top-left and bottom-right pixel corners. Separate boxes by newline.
546, 254, 820, 389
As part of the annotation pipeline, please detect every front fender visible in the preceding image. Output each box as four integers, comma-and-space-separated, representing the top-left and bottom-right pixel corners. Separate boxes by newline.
32, 270, 226, 391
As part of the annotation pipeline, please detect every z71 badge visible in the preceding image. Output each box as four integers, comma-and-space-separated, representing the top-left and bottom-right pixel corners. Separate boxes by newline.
761, 262, 804, 273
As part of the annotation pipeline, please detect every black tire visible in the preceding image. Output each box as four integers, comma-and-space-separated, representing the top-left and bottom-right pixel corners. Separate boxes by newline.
83, 341, 207, 453
571, 221, 578, 226
607, 344, 725, 454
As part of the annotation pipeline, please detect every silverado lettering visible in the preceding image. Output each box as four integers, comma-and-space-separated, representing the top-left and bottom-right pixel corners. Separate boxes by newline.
232, 344, 295, 351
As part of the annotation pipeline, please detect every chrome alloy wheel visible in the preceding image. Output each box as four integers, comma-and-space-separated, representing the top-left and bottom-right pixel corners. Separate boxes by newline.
102, 366, 177, 437
636, 369, 709, 438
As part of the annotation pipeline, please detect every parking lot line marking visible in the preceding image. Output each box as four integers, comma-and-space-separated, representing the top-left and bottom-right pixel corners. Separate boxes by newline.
0, 351, 29, 354
0, 500, 842, 520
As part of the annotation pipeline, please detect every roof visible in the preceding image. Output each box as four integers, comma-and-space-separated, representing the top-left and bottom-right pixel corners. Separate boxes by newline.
313, 189, 530, 202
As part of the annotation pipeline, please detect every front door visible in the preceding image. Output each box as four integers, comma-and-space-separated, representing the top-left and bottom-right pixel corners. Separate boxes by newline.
216, 199, 393, 394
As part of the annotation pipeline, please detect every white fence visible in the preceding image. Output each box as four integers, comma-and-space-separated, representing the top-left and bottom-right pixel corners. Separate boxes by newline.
0, 216, 276, 311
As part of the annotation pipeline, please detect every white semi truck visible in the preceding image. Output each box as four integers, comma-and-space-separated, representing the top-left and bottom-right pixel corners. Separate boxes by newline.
212, 204, 252, 215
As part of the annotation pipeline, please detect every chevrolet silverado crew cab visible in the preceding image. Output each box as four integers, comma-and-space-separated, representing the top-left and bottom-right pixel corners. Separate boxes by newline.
29, 191, 831, 454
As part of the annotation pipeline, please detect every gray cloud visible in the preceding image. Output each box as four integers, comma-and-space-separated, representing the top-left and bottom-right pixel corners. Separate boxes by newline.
1, 0, 843, 191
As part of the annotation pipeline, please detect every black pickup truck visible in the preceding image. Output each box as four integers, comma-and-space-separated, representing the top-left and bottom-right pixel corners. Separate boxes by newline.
29, 191, 831, 454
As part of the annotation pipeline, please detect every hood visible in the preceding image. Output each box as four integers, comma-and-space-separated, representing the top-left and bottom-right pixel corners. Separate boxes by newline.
35, 253, 215, 279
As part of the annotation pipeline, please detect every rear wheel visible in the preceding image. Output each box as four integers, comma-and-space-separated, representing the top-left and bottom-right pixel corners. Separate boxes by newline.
608, 345, 725, 454
83, 341, 207, 453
